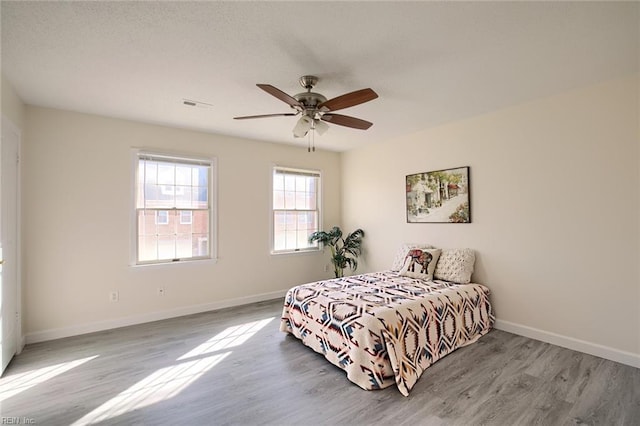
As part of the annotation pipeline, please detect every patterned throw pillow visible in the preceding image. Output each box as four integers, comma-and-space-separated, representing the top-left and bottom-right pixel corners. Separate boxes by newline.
399, 248, 442, 280
433, 248, 475, 283
390, 243, 435, 271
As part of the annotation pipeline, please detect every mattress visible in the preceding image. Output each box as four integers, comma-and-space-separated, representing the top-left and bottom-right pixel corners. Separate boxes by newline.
280, 271, 494, 396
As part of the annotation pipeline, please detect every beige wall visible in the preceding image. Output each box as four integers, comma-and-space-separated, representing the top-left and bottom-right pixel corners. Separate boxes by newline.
23, 107, 341, 339
2, 74, 26, 345
342, 75, 640, 359
1, 73, 26, 129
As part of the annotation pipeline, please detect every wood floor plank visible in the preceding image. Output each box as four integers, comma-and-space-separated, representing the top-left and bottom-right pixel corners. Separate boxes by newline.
1, 298, 638, 425
565, 360, 640, 425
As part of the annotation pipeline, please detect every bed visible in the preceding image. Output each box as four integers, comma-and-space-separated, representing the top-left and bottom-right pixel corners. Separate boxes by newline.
280, 246, 494, 396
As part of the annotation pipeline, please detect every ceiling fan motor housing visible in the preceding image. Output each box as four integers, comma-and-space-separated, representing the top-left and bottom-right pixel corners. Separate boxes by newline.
294, 75, 327, 116
293, 92, 327, 111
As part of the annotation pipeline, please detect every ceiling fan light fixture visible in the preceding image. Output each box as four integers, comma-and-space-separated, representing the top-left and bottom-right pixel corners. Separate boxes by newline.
314, 119, 329, 136
293, 115, 313, 138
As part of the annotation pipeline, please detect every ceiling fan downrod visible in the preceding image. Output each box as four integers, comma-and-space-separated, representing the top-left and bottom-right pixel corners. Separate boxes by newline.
293, 76, 327, 112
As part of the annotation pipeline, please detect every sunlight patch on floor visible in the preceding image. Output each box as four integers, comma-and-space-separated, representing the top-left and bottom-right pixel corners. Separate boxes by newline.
71, 317, 275, 425
71, 352, 230, 425
178, 317, 274, 360
0, 355, 98, 402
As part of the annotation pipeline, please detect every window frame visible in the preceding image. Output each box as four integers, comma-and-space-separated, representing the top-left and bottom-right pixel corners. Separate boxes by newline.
270, 165, 322, 255
131, 149, 217, 266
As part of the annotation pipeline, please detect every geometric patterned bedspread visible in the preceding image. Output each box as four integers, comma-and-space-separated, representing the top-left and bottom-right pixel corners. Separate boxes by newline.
280, 271, 495, 396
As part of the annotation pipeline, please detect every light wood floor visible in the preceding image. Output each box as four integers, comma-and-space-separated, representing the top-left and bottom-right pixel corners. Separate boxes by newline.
1, 298, 638, 425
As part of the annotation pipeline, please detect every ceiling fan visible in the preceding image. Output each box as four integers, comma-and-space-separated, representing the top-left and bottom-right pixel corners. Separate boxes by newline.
234, 75, 378, 139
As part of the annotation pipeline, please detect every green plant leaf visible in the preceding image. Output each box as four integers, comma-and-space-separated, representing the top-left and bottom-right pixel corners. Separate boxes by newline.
314, 226, 364, 277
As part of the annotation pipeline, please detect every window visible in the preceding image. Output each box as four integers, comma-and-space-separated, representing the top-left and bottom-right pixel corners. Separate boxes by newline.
155, 210, 169, 225
272, 166, 320, 253
135, 152, 214, 264
179, 210, 193, 225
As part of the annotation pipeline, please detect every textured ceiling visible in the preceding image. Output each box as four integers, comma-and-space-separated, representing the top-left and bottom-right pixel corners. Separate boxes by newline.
2, 1, 638, 151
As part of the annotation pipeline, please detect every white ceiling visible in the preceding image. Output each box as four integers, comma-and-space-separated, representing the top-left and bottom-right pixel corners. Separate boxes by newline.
2, 1, 638, 152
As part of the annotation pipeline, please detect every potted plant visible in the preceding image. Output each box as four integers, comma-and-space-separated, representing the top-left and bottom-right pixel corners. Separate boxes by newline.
309, 226, 365, 278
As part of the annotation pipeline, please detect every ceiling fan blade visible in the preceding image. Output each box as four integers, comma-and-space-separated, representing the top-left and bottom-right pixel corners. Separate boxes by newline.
318, 88, 378, 112
257, 84, 303, 108
234, 113, 298, 120
321, 113, 373, 130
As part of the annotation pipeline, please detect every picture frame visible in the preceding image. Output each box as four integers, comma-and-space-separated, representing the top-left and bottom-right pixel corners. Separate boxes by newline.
406, 166, 471, 223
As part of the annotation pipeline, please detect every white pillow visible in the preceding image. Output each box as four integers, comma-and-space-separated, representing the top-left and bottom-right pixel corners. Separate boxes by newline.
390, 243, 435, 271
399, 248, 441, 280
433, 248, 475, 283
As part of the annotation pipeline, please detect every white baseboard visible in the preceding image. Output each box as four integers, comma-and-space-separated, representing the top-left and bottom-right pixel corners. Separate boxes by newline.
25, 289, 288, 344
494, 319, 640, 369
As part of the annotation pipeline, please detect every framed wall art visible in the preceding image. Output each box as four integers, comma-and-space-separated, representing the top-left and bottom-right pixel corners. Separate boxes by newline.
406, 166, 471, 223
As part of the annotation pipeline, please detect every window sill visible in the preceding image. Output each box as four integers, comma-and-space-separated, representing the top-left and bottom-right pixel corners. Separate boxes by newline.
131, 257, 218, 268
270, 248, 321, 257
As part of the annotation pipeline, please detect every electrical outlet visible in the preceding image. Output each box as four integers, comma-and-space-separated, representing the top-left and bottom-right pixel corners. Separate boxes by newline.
109, 291, 119, 302
158, 287, 165, 297
324, 264, 330, 272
